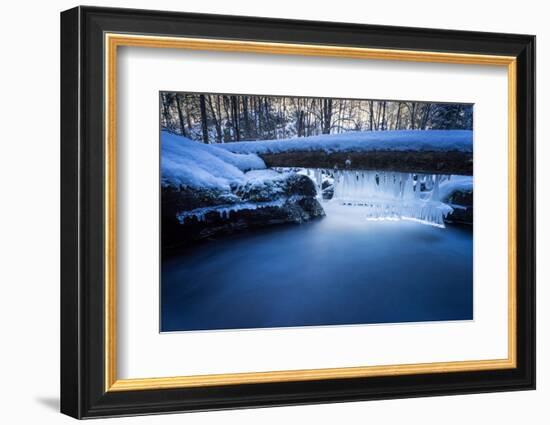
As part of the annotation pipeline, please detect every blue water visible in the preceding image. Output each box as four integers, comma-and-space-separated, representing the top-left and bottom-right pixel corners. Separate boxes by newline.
161, 204, 473, 332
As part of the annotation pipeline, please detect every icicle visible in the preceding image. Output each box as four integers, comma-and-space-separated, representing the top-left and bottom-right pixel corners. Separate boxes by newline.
331, 170, 454, 228
176, 197, 306, 225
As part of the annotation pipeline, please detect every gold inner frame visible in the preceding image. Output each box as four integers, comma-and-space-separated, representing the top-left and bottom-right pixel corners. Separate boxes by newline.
104, 33, 517, 392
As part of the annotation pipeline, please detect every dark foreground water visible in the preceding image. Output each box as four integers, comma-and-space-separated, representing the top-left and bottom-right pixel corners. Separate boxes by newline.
161, 204, 473, 332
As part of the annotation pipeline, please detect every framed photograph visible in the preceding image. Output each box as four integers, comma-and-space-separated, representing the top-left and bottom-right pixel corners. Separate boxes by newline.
60, 6, 535, 419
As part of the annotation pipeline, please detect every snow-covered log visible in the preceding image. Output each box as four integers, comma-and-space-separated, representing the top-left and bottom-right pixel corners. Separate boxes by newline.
261, 150, 472, 175
220, 130, 473, 175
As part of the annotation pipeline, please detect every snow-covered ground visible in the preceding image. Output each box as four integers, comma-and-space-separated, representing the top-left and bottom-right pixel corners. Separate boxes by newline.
219, 130, 473, 155
161, 131, 266, 190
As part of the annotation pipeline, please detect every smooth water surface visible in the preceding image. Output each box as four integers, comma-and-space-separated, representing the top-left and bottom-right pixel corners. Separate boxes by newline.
161, 203, 473, 332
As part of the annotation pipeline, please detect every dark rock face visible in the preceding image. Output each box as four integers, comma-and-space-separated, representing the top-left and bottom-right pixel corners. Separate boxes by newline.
322, 185, 334, 200
296, 197, 326, 218
444, 189, 473, 225
261, 150, 473, 175
162, 185, 239, 212
321, 180, 332, 190
162, 172, 325, 249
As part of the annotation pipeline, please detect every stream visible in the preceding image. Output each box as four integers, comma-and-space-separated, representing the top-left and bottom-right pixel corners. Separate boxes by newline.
161, 196, 473, 332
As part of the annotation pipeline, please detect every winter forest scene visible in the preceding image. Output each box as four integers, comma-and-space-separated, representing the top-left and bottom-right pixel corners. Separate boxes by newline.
160, 92, 474, 332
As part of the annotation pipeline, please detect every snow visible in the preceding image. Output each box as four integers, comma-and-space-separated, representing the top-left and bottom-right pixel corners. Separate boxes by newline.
219, 130, 473, 155
162, 132, 313, 223
243, 169, 288, 184
161, 131, 266, 190
438, 175, 473, 201
161, 130, 471, 228
330, 170, 454, 228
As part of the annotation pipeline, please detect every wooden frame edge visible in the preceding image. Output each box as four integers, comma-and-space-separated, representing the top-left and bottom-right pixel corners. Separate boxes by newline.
104, 33, 518, 393
108, 358, 516, 391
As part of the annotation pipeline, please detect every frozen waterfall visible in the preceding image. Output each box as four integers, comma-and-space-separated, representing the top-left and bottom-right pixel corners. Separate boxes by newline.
331, 170, 454, 228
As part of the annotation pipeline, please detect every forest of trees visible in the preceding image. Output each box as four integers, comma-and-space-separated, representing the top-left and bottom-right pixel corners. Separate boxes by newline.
160, 92, 473, 144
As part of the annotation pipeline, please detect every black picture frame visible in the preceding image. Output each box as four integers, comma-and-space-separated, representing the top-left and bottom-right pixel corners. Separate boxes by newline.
61, 5, 535, 419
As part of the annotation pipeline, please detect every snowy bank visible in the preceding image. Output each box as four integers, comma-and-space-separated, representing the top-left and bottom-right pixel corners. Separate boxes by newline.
161, 131, 266, 190
219, 130, 473, 155
160, 132, 325, 247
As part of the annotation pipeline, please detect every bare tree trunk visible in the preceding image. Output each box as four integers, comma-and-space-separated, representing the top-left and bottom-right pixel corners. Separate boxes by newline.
242, 96, 251, 139
256, 96, 263, 138
199, 94, 209, 143
222, 96, 232, 139
206, 96, 222, 142
421, 104, 432, 130
282, 97, 287, 138
321, 98, 333, 134
410, 102, 417, 130
374, 101, 382, 130
174, 94, 187, 137
231, 96, 241, 141
305, 99, 312, 136
337, 100, 344, 134
369, 101, 374, 131
395, 102, 402, 130
215, 96, 223, 140
381, 101, 387, 130
184, 95, 193, 130
263, 98, 271, 138
161, 93, 171, 129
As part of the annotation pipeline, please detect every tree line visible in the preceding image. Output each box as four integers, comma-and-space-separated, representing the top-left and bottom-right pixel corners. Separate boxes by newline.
161, 92, 473, 144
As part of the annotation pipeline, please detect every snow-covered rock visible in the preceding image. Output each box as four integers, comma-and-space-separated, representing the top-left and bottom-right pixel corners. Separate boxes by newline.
439, 176, 473, 224
438, 176, 473, 201
161, 132, 324, 247
235, 170, 317, 202
161, 131, 266, 191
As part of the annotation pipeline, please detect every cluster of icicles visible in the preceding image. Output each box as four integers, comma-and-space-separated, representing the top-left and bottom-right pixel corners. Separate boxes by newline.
176, 200, 284, 224
307, 169, 454, 228
176, 197, 304, 224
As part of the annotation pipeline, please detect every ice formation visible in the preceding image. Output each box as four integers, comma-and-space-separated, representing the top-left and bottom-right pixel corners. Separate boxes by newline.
302, 168, 326, 198
331, 170, 454, 227
176, 196, 305, 224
